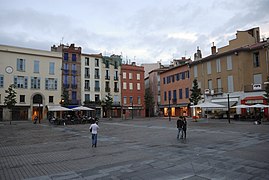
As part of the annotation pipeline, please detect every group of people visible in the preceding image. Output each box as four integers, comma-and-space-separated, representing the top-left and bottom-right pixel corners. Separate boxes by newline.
176, 116, 187, 139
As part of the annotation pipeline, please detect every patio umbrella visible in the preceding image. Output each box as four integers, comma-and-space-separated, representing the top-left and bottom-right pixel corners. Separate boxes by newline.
250, 104, 269, 108
191, 102, 225, 108
231, 104, 251, 108
47, 105, 72, 111
72, 106, 94, 111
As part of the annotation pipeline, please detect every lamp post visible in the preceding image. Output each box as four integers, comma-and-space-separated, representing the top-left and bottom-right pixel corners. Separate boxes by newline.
132, 100, 134, 119
168, 98, 171, 121
227, 94, 230, 124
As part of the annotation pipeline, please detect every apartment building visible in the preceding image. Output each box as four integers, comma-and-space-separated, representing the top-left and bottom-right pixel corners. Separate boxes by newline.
0, 45, 62, 121
81, 53, 103, 117
102, 55, 122, 118
51, 44, 82, 106
189, 27, 269, 118
121, 63, 145, 119
160, 58, 191, 117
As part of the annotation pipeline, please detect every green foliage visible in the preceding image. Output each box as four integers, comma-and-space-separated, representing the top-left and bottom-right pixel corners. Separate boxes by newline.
189, 79, 202, 105
4, 84, 17, 109
104, 94, 113, 118
144, 89, 155, 116
61, 88, 69, 107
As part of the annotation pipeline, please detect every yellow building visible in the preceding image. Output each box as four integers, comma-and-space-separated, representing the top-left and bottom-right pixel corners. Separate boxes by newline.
189, 27, 269, 118
0, 45, 62, 121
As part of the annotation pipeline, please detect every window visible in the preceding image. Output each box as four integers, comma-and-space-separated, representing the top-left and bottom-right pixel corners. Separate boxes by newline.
34, 60, 39, 73
105, 70, 110, 79
164, 91, 167, 101
95, 94, 100, 102
114, 82, 119, 92
253, 74, 262, 84
95, 58, 99, 67
0, 75, 3, 88
64, 53, 68, 61
207, 62, 211, 74
179, 89, 183, 99
130, 96, 133, 104
173, 90, 177, 100
72, 54, 76, 61
227, 75, 234, 92
227, 56, 232, 70
137, 83, 140, 90
17, 58, 25, 71
163, 77, 166, 84
185, 88, 189, 98
217, 78, 222, 93
14, 76, 28, 89
85, 80, 90, 90
208, 79, 212, 89
123, 72, 126, 79
129, 73, 132, 79
194, 65, 198, 78
72, 64, 76, 71
216, 59, 221, 73
123, 96, 127, 104
49, 96, 54, 103
85, 68, 90, 78
49, 62, 55, 75
137, 96, 141, 104
168, 91, 171, 100
253, 52, 260, 67
31, 77, 41, 89
123, 82, 127, 90
186, 71, 190, 79
85, 57, 89, 66
72, 76, 76, 85
114, 61, 118, 69
63, 63, 68, 70
105, 60, 109, 68
45, 78, 57, 90
129, 83, 133, 90
72, 91, 77, 102
63, 75, 68, 84
171, 75, 175, 82
85, 94, 90, 101
20, 95, 25, 103
114, 71, 119, 80
137, 73, 140, 80
95, 69, 99, 78
95, 81, 100, 91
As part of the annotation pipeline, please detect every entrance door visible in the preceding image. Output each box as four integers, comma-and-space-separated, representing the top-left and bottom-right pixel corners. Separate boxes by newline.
32, 94, 43, 121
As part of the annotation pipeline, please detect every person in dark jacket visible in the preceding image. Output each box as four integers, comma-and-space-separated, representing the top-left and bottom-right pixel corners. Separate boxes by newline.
176, 116, 184, 139
182, 117, 187, 139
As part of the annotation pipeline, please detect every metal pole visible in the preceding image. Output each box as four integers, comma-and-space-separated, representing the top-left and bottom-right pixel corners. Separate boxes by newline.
169, 98, 171, 121
227, 94, 230, 124
132, 101, 134, 119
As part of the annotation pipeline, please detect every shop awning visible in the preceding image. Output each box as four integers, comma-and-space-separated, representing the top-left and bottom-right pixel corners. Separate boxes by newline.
243, 96, 265, 104
211, 97, 238, 108
47, 105, 72, 111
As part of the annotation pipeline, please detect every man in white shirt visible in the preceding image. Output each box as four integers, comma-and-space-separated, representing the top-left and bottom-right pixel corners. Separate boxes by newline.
89, 121, 99, 147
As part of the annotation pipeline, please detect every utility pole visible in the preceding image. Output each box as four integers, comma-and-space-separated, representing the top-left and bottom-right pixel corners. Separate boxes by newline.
227, 94, 230, 124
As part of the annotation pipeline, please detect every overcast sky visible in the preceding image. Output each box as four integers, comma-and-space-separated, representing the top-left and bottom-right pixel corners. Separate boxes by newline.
0, 0, 269, 64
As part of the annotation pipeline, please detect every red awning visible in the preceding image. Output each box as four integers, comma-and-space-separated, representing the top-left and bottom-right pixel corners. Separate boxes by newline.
243, 96, 265, 104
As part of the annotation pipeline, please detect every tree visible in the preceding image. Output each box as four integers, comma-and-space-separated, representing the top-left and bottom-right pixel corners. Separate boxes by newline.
4, 84, 17, 124
104, 94, 113, 119
61, 88, 69, 107
189, 79, 202, 105
144, 89, 155, 117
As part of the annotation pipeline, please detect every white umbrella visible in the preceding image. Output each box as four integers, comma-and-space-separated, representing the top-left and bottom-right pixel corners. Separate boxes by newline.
72, 106, 94, 111
250, 104, 269, 108
231, 104, 251, 108
47, 105, 72, 111
191, 102, 225, 108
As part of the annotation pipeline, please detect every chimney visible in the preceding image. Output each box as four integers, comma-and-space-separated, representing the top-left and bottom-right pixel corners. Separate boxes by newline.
211, 42, 216, 55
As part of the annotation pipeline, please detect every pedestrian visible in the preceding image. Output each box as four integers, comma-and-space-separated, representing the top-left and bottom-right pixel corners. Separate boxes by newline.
89, 121, 99, 147
176, 116, 183, 139
33, 116, 38, 124
182, 117, 187, 139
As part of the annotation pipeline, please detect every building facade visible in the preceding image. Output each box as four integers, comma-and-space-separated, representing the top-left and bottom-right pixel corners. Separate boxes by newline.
160, 58, 191, 117
51, 44, 82, 107
0, 45, 62, 121
189, 27, 269, 118
121, 63, 145, 119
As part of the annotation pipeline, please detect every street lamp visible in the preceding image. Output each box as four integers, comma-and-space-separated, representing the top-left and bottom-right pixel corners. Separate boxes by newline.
168, 98, 171, 121
227, 94, 230, 124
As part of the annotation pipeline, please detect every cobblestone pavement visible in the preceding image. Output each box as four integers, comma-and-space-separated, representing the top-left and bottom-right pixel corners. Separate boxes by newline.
0, 118, 269, 180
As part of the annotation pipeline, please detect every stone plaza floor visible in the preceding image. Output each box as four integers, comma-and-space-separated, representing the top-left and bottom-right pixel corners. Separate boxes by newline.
0, 117, 269, 180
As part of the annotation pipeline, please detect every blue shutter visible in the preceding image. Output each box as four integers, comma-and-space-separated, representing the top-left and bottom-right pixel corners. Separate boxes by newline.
45, 78, 48, 90
54, 78, 57, 90
14, 76, 18, 87
24, 76, 28, 89
31, 77, 34, 88
38, 77, 41, 89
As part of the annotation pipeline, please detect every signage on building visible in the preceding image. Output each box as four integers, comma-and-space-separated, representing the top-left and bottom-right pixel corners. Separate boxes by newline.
253, 84, 261, 90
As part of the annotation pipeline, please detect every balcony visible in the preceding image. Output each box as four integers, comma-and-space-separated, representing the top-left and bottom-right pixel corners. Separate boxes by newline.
244, 84, 265, 92
105, 87, 111, 92
95, 87, 100, 92
84, 74, 90, 78
105, 76, 110, 80
114, 76, 119, 81
114, 88, 119, 92
95, 75, 100, 79
71, 84, 77, 89
84, 87, 90, 91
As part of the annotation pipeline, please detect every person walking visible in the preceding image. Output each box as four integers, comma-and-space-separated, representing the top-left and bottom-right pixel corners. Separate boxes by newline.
176, 116, 183, 139
182, 117, 187, 139
89, 121, 99, 147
